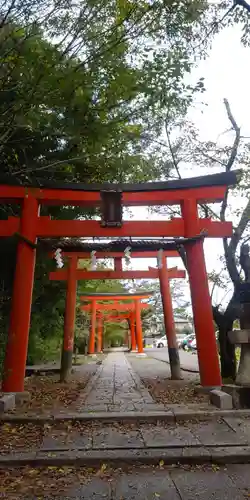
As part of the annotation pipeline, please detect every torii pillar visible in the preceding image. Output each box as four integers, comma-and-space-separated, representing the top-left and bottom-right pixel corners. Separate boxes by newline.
182, 199, 221, 387
130, 311, 137, 351
2, 196, 39, 392
158, 253, 181, 380
60, 255, 78, 382
88, 300, 97, 354
97, 314, 103, 353
135, 300, 144, 354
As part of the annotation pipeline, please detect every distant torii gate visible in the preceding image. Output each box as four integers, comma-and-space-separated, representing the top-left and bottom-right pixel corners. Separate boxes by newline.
80, 293, 152, 360
50, 251, 185, 380
0, 170, 239, 392
100, 312, 131, 350
81, 301, 151, 354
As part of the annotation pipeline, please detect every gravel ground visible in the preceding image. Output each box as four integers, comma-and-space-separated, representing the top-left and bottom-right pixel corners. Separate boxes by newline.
4, 361, 100, 415
142, 377, 209, 405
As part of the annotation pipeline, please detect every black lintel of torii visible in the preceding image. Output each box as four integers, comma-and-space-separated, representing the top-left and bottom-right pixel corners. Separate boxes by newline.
38, 235, 204, 254
0, 170, 240, 192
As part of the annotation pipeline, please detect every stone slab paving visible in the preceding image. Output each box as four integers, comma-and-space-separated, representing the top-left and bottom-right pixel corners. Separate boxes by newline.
127, 351, 199, 382
92, 426, 144, 449
145, 347, 200, 373
141, 423, 201, 448
41, 428, 93, 451
170, 468, 245, 500
191, 420, 249, 447
4, 416, 250, 456
17, 466, 250, 499
76, 352, 163, 413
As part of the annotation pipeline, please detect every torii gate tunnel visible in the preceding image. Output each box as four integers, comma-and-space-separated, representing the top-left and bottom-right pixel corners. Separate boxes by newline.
50, 250, 185, 381
80, 293, 153, 359
0, 170, 239, 392
81, 301, 151, 355
89, 307, 138, 354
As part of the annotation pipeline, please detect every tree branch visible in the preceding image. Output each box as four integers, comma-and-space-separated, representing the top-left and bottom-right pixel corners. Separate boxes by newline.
228, 198, 250, 256
235, 0, 250, 14
165, 121, 181, 180
222, 98, 241, 173
220, 98, 241, 285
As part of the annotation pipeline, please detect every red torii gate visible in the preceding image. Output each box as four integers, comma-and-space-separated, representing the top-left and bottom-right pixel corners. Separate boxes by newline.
101, 312, 131, 351
81, 302, 150, 312
0, 170, 238, 392
80, 293, 152, 359
50, 251, 185, 380
81, 300, 151, 355
96, 312, 131, 352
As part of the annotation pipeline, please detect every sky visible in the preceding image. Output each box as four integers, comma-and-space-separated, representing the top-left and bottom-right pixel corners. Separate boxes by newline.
124, 20, 250, 311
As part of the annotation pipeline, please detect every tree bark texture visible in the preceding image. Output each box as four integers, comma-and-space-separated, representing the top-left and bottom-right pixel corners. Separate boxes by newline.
213, 290, 240, 380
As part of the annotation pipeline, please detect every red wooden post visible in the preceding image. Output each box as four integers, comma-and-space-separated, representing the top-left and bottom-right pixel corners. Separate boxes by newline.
124, 329, 128, 347
182, 199, 221, 387
60, 255, 77, 382
114, 257, 123, 272
135, 300, 144, 354
158, 254, 181, 380
130, 311, 137, 351
88, 300, 97, 354
2, 196, 39, 392
97, 314, 103, 353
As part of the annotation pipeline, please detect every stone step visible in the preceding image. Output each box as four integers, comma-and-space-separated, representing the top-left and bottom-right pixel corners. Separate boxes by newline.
1, 445, 250, 467
2, 464, 250, 499
2, 415, 250, 461
2, 408, 250, 424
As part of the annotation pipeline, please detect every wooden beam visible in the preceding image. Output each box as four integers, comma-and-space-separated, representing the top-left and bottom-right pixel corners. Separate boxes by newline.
0, 184, 229, 207
0, 216, 232, 238
0, 217, 19, 236
104, 316, 130, 321
50, 268, 185, 281
60, 250, 179, 259
80, 294, 152, 301
81, 303, 150, 311
38, 218, 232, 238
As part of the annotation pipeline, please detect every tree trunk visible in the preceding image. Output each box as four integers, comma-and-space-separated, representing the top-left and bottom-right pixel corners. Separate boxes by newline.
213, 291, 240, 381
218, 322, 236, 380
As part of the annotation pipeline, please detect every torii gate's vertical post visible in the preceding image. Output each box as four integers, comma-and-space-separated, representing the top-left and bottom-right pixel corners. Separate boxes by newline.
2, 196, 39, 393
60, 255, 78, 382
114, 257, 123, 272
124, 328, 128, 347
130, 311, 137, 351
181, 199, 221, 387
88, 300, 97, 354
135, 300, 144, 354
158, 253, 181, 380
97, 314, 103, 353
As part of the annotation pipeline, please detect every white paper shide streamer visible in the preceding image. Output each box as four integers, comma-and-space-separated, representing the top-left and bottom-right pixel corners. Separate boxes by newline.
124, 246, 131, 267
157, 249, 164, 269
91, 250, 97, 270
54, 248, 64, 268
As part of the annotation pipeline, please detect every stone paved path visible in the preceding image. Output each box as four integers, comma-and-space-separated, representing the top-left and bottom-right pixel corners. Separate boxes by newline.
5, 414, 249, 456
76, 352, 166, 412
67, 465, 250, 499
128, 351, 199, 382
7, 465, 250, 499
145, 347, 200, 373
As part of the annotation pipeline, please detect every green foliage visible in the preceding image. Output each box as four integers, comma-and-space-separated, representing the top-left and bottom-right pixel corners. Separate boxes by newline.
104, 322, 127, 347
0, 0, 211, 185
0, 0, 219, 367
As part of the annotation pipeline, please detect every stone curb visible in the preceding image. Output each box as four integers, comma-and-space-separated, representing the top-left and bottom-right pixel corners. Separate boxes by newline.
146, 353, 199, 374
1, 409, 250, 424
1, 445, 250, 467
